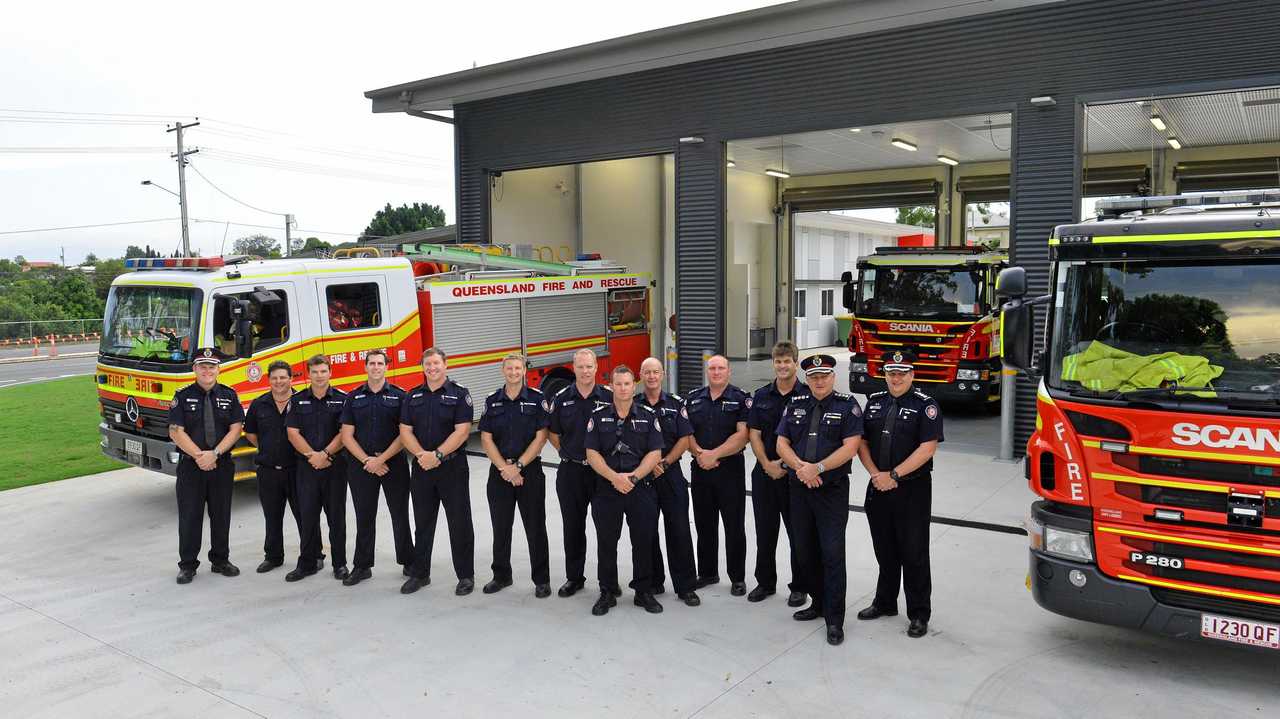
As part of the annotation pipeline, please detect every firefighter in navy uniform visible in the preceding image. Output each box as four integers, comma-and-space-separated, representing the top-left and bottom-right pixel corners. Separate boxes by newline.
399, 348, 476, 596
637, 356, 700, 607
775, 354, 863, 646
746, 341, 810, 606
340, 349, 413, 586
243, 360, 299, 575
856, 350, 942, 639
478, 353, 552, 598
168, 348, 245, 585
685, 354, 751, 595
584, 364, 666, 616
285, 355, 351, 582
548, 348, 613, 598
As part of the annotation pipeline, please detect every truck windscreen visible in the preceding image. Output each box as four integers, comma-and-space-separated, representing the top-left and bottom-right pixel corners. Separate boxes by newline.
1047, 259, 1280, 403
100, 285, 203, 367
858, 267, 985, 319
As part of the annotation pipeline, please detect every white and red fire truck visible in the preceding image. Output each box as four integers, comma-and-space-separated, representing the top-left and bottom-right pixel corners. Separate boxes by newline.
97, 246, 652, 480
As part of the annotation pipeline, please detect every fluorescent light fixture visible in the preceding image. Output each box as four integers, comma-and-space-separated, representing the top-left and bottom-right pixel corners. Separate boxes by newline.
1167, 136, 1182, 149
764, 168, 791, 179
1149, 114, 1166, 131
849, 127, 862, 133
936, 154, 959, 166
726, 160, 736, 168
1029, 95, 1056, 107
890, 138, 918, 152
679, 136, 704, 144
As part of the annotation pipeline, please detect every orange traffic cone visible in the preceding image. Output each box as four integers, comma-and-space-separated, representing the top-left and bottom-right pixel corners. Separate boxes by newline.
32, 336, 39, 357
48, 334, 57, 358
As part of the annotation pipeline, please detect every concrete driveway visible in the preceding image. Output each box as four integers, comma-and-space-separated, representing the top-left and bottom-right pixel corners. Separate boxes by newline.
1, 448, 1274, 717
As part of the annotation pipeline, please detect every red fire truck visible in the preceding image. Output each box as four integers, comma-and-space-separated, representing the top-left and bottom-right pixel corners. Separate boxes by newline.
847, 247, 1006, 406
999, 191, 1280, 650
97, 245, 651, 480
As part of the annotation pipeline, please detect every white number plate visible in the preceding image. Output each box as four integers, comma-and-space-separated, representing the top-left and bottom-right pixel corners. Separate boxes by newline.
1201, 612, 1280, 649
124, 439, 144, 456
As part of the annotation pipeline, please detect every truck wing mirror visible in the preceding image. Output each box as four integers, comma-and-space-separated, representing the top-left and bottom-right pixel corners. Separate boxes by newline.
996, 266, 1026, 299
1000, 302, 1036, 375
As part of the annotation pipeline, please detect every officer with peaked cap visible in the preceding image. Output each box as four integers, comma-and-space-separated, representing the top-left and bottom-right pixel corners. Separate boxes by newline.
167, 348, 245, 584
855, 350, 943, 639
774, 353, 863, 645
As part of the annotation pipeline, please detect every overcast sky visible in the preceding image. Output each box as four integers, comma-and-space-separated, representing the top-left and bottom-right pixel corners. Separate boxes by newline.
1, 0, 781, 264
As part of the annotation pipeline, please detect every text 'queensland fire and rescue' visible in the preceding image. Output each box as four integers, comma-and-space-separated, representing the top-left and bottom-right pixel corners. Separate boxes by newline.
450, 276, 638, 298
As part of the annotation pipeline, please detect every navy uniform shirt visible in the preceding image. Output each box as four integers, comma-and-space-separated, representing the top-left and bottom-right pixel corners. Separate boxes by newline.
340, 381, 407, 455
684, 384, 750, 452
862, 389, 944, 477
479, 385, 549, 459
548, 384, 613, 461
584, 403, 664, 474
399, 378, 473, 452
637, 391, 692, 456
286, 386, 349, 458
748, 379, 811, 461
168, 382, 245, 451
244, 392, 295, 468
775, 391, 864, 477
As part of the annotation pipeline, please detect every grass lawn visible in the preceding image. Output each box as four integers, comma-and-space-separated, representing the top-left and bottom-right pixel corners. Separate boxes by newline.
0, 376, 125, 491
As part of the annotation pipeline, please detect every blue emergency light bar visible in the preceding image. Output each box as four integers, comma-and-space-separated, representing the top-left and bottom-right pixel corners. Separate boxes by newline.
124, 257, 226, 270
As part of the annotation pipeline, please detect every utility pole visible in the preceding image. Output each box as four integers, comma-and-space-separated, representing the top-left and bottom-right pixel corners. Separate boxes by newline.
60, 246, 65, 267
284, 214, 295, 257
167, 119, 200, 257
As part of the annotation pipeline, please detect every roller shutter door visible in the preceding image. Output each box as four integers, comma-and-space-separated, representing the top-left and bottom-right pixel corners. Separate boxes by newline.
522, 294, 607, 367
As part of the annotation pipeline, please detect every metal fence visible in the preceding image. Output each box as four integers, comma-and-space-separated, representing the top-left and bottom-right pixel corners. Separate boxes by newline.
0, 318, 103, 344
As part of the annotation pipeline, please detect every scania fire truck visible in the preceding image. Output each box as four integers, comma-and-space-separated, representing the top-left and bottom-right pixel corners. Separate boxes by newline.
998, 191, 1280, 650
847, 246, 1006, 406
97, 245, 651, 481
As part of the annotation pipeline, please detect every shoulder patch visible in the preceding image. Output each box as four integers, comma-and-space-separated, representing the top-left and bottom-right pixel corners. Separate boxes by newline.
925, 404, 939, 420
464, 394, 473, 407
680, 406, 689, 419
744, 397, 753, 409
586, 418, 594, 432
542, 399, 552, 412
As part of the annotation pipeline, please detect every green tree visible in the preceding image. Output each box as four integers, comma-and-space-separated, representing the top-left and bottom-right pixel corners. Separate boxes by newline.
81, 253, 99, 266
364, 202, 446, 238
14, 255, 26, 266
92, 259, 128, 300
231, 234, 281, 258
895, 206, 936, 228
124, 245, 147, 259
299, 237, 332, 254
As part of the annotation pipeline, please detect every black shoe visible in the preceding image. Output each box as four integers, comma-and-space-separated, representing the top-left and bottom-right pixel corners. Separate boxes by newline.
730, 581, 747, 596
256, 559, 282, 574
694, 575, 719, 589
534, 583, 552, 599
402, 565, 411, 577
483, 578, 512, 594
210, 562, 240, 577
908, 619, 929, 638
332, 566, 349, 581
591, 591, 617, 616
343, 567, 372, 586
176, 569, 195, 585
285, 564, 318, 582
857, 605, 898, 621
608, 584, 623, 598
827, 625, 845, 646
793, 604, 823, 622
558, 580, 585, 597
652, 583, 666, 596
747, 586, 775, 603
400, 575, 429, 594
678, 591, 701, 607
455, 578, 475, 596
786, 591, 807, 608
634, 592, 664, 614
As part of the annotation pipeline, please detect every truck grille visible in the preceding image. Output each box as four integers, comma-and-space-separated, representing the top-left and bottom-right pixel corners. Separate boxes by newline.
101, 398, 171, 440
1151, 588, 1280, 624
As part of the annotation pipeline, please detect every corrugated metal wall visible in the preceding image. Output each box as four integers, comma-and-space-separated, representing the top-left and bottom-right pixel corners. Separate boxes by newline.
447, 0, 1280, 453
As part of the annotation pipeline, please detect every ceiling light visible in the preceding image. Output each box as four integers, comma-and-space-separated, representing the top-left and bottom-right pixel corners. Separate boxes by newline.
890, 138, 918, 152
1167, 136, 1182, 150
936, 155, 959, 166
1149, 114, 1166, 131
726, 160, 736, 168
849, 128, 861, 133
764, 168, 791, 179
1030, 96, 1057, 107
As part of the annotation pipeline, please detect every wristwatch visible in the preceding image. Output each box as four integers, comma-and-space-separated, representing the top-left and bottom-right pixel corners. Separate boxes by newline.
889, 469, 900, 482
434, 449, 445, 462
323, 450, 333, 461
657, 459, 668, 471
515, 459, 525, 470
212, 449, 221, 459
816, 462, 826, 473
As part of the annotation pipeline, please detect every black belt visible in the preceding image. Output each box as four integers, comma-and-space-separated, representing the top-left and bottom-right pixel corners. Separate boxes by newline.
564, 457, 591, 465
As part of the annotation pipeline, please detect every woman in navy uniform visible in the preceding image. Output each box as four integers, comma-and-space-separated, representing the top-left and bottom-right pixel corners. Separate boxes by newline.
285, 354, 350, 582
584, 364, 665, 616
244, 360, 299, 575
167, 348, 245, 584
399, 348, 476, 596
856, 350, 942, 639
478, 353, 552, 598
774, 354, 863, 645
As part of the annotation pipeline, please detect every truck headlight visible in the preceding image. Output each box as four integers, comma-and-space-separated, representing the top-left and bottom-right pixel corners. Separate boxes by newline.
851, 362, 868, 374
957, 369, 981, 380
1044, 526, 1094, 562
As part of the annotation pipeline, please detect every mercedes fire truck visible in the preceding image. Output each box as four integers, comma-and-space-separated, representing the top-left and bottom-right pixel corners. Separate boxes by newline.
999, 191, 1280, 650
847, 246, 1006, 406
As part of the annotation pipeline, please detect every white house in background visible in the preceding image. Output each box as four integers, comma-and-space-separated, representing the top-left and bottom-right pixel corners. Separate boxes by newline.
790, 212, 928, 350
965, 203, 1010, 247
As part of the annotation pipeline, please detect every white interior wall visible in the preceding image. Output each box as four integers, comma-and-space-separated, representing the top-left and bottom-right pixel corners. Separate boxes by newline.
724, 167, 777, 359
490, 165, 576, 260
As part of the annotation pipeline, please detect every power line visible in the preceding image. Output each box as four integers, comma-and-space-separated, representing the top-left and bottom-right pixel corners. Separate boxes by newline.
0, 108, 188, 119
200, 116, 449, 164
187, 162, 286, 216
191, 218, 368, 237
200, 148, 447, 187
195, 126, 450, 169
0, 146, 171, 154
0, 218, 179, 236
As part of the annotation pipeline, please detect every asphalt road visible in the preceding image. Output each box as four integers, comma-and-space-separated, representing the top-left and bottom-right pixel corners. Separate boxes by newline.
0, 351, 99, 389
